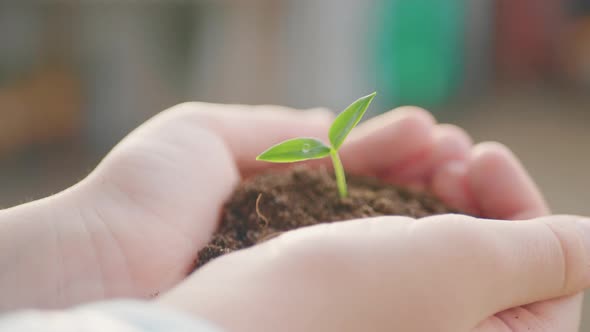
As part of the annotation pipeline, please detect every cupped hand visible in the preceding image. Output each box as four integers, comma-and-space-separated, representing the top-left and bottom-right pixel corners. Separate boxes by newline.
146, 104, 587, 331
0, 102, 333, 309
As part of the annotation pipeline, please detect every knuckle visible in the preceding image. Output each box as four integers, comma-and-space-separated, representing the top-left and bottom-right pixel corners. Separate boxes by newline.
391, 106, 437, 125
435, 124, 473, 146
542, 218, 587, 294
472, 141, 513, 163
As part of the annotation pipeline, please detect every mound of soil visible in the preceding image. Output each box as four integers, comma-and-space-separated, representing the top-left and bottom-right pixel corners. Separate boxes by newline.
196, 166, 456, 269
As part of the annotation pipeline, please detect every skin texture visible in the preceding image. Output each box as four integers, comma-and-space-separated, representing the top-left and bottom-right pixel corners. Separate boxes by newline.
0, 102, 586, 331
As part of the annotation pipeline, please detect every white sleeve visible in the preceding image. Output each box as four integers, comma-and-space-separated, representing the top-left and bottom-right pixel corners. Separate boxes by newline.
0, 300, 223, 332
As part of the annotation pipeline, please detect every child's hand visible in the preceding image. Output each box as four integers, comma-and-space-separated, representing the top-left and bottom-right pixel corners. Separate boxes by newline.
160, 213, 588, 332
0, 102, 334, 309
159, 140, 587, 331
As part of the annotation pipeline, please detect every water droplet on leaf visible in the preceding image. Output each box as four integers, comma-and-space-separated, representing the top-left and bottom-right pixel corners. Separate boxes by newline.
302, 143, 310, 153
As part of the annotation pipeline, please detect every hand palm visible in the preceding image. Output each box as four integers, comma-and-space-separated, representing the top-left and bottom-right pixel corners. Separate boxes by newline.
84, 103, 576, 331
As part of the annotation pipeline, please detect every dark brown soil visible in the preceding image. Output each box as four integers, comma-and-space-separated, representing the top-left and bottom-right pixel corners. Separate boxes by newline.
196, 166, 456, 269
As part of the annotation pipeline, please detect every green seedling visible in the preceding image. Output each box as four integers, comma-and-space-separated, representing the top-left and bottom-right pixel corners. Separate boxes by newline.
256, 92, 377, 198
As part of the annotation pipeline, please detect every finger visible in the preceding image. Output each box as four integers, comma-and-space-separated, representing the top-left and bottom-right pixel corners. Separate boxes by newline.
473, 294, 583, 332
280, 214, 590, 323
340, 107, 436, 182
466, 142, 549, 219
416, 214, 590, 320
431, 161, 478, 214
166, 102, 334, 175
429, 124, 472, 167
382, 122, 474, 188
518, 294, 583, 331
427, 125, 474, 203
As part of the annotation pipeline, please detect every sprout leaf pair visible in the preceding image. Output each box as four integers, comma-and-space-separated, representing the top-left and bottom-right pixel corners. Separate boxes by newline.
256, 92, 377, 198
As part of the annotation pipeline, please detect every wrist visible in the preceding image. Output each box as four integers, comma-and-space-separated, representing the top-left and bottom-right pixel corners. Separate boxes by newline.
0, 185, 128, 310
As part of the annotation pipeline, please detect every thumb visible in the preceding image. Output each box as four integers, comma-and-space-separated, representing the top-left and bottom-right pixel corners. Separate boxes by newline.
84, 107, 240, 239
421, 214, 590, 316
75, 107, 241, 294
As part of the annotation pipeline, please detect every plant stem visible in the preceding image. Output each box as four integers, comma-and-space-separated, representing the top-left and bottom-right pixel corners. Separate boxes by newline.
330, 149, 347, 198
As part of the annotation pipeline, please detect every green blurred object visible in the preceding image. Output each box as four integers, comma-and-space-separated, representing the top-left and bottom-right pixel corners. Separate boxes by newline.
374, 0, 465, 109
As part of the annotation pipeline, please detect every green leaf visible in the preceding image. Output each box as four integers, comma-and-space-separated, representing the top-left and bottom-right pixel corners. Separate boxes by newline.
256, 138, 331, 163
329, 92, 376, 150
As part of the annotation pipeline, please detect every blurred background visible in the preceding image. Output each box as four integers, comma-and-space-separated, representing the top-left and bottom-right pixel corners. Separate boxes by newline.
1, 0, 590, 324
